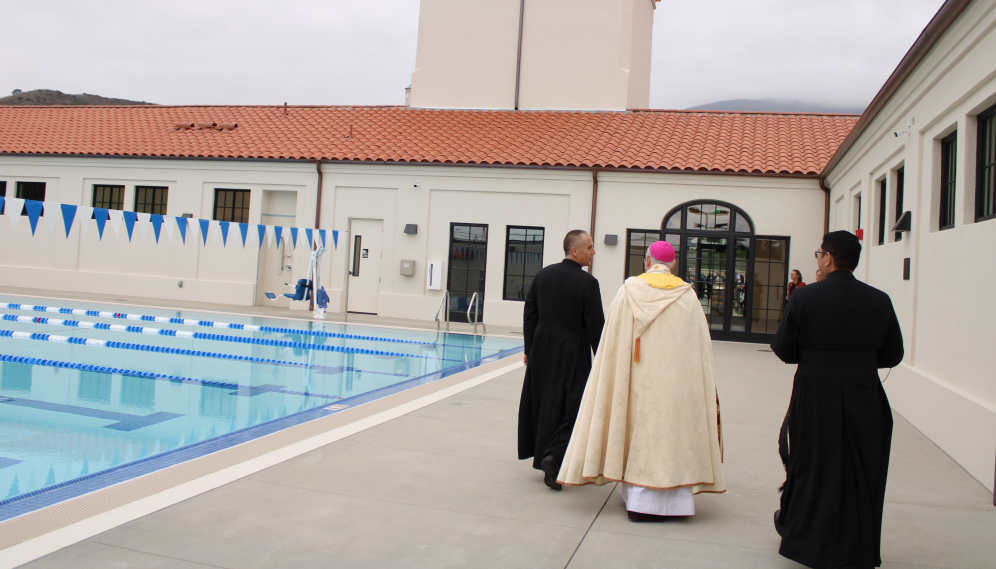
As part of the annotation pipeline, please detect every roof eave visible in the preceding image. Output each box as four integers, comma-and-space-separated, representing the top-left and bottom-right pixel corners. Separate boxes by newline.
819, 0, 973, 181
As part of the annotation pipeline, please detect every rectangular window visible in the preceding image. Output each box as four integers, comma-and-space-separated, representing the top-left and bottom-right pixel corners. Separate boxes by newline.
135, 186, 168, 215
894, 167, 905, 242
878, 179, 887, 245
16, 181, 46, 216
853, 194, 862, 231
503, 226, 544, 301
977, 103, 996, 222
939, 132, 957, 230
92, 185, 125, 210
625, 229, 661, 279
213, 189, 250, 223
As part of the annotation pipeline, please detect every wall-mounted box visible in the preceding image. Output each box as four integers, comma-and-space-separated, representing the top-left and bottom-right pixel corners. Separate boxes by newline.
403, 224, 418, 234
426, 260, 443, 290
400, 259, 415, 276
604, 234, 618, 245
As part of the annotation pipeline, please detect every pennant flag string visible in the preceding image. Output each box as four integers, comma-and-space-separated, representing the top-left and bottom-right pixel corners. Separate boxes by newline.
24, 201, 43, 236
94, 208, 109, 241
60, 204, 77, 239
219, 221, 230, 247
7, 198, 24, 234
108, 209, 124, 241
78, 206, 93, 240
239, 223, 249, 248
176, 216, 188, 244
256, 224, 267, 250
289, 227, 298, 249
44, 201, 60, 237
123, 211, 137, 242
151, 215, 163, 243
198, 219, 210, 246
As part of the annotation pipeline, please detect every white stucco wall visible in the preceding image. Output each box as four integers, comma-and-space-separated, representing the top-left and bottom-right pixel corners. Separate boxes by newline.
409, 0, 655, 110
825, 0, 996, 493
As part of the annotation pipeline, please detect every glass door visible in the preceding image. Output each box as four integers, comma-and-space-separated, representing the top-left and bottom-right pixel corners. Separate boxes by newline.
684, 235, 730, 333
447, 223, 488, 323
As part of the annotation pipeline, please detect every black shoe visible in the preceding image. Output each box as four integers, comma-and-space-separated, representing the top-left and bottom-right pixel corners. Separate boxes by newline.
773, 509, 783, 537
627, 511, 670, 522
540, 455, 562, 491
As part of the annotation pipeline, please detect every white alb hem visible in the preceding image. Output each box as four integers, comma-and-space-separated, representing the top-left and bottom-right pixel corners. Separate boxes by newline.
620, 484, 695, 516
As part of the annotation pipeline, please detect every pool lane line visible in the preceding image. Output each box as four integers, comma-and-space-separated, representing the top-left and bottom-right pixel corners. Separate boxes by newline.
0, 317, 435, 360
0, 353, 341, 401
0, 302, 488, 350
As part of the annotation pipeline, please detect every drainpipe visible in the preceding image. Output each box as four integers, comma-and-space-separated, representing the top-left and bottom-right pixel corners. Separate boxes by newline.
819, 177, 831, 235
312, 160, 325, 311
514, 0, 525, 110
589, 169, 598, 272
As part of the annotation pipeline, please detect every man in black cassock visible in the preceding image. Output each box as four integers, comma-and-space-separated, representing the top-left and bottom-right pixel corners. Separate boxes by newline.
518, 229, 604, 491
772, 230, 904, 569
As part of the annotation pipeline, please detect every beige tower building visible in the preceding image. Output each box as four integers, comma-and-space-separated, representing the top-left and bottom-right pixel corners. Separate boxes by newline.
409, 0, 658, 111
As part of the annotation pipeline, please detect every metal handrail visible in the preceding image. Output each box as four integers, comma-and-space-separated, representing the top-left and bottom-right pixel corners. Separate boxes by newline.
467, 292, 487, 336
435, 290, 450, 332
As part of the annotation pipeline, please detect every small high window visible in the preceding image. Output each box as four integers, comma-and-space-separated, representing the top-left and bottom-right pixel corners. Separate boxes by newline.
214, 189, 250, 223
939, 132, 957, 230
92, 185, 125, 211
977, 103, 996, 222
503, 226, 544, 301
15, 182, 46, 216
135, 186, 168, 215
877, 178, 887, 245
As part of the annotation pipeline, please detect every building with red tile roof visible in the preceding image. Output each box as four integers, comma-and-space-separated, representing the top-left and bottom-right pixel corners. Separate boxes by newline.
0, 106, 856, 176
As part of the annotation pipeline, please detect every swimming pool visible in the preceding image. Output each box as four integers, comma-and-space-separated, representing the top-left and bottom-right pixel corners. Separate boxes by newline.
0, 295, 522, 519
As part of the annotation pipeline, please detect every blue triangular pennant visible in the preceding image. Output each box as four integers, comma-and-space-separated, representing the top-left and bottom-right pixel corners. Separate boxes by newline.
175, 217, 187, 244
60, 204, 77, 238
151, 215, 163, 243
330, 230, 336, 249
0, 197, 4, 216
289, 227, 298, 249
198, 219, 210, 246
94, 208, 109, 240
305, 228, 313, 249
219, 221, 230, 247
239, 223, 249, 248
122, 211, 137, 241
24, 200, 43, 235
256, 224, 266, 250
274, 226, 283, 248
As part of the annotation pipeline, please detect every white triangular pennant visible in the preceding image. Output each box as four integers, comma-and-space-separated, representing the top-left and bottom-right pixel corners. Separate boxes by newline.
77, 206, 93, 240
6, 198, 24, 234
210, 220, 220, 246
44, 201, 60, 236
267, 225, 275, 248
108, 209, 124, 241
164, 218, 175, 244
136, 212, 150, 242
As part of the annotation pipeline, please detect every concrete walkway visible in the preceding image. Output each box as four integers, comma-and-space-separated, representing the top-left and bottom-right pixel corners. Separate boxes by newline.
18, 343, 995, 568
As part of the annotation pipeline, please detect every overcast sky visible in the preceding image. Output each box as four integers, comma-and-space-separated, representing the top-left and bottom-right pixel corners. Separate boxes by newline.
2, 0, 943, 110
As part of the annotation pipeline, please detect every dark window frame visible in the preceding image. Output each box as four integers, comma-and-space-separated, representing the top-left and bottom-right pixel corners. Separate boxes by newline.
15, 181, 46, 216
213, 189, 251, 223
446, 222, 489, 323
939, 132, 957, 230
135, 186, 169, 215
894, 167, 905, 241
977, 103, 996, 222
502, 225, 545, 301
624, 228, 663, 280
878, 178, 887, 245
92, 184, 125, 211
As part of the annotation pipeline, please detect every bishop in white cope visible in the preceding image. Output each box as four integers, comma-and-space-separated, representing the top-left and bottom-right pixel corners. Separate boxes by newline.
557, 240, 725, 521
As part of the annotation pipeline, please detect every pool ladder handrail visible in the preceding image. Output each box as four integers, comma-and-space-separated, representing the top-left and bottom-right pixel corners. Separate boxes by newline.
435, 290, 450, 332
467, 292, 487, 336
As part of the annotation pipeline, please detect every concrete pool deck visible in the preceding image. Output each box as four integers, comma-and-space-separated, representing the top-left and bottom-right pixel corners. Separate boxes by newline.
4, 341, 995, 568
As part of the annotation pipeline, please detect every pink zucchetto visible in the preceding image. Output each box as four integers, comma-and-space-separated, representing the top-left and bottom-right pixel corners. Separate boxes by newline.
648, 240, 675, 263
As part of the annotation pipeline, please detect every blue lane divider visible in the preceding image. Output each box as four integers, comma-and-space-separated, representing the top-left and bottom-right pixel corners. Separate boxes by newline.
0, 353, 340, 401
0, 317, 427, 359
0, 302, 458, 348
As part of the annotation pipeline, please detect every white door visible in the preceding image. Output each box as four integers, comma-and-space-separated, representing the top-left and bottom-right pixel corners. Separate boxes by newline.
256, 190, 298, 307
347, 219, 383, 314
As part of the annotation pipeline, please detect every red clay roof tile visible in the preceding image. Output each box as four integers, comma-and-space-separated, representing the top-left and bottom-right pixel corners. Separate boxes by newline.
0, 106, 857, 176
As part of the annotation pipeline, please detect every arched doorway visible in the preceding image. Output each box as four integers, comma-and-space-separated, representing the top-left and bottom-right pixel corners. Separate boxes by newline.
660, 201, 789, 343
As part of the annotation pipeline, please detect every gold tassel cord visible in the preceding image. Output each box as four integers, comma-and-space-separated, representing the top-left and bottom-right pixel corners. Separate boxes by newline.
633, 337, 640, 363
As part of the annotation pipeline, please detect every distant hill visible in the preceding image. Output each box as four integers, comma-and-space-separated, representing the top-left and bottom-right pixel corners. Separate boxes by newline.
0, 89, 155, 106
686, 98, 865, 115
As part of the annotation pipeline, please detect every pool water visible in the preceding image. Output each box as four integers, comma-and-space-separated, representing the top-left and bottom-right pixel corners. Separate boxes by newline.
0, 295, 522, 508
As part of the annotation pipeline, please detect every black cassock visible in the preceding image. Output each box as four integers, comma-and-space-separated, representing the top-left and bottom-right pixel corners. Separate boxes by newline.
772, 270, 904, 569
517, 259, 604, 469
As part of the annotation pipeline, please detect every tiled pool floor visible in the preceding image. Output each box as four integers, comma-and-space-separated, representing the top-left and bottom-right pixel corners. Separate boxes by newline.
9, 342, 994, 569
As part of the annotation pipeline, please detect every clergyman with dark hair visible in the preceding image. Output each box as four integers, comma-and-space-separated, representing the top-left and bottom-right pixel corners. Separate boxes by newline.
771, 230, 904, 569
518, 229, 605, 490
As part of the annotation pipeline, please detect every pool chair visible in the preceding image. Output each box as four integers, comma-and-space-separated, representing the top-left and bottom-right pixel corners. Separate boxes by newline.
264, 279, 313, 302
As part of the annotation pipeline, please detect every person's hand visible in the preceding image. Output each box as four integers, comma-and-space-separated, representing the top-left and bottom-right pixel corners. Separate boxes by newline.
523, 355, 529, 366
